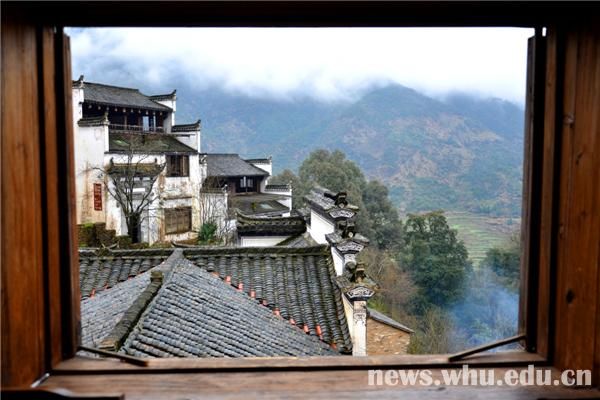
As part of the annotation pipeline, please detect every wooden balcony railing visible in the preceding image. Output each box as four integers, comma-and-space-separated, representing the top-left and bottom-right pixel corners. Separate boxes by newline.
108, 124, 164, 134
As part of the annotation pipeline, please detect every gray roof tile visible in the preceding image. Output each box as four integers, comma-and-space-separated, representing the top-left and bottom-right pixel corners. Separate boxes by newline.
183, 246, 352, 352
78, 249, 172, 298
82, 82, 172, 112
121, 258, 337, 358
236, 212, 306, 236
205, 154, 269, 177
83, 82, 173, 112
108, 132, 197, 154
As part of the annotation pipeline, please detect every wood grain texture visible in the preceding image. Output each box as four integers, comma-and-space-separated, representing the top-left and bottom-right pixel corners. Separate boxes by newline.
52, 352, 545, 374
40, 369, 600, 400
1, 18, 46, 386
41, 25, 64, 370
518, 36, 534, 342
536, 24, 559, 361
553, 23, 600, 381
61, 31, 82, 359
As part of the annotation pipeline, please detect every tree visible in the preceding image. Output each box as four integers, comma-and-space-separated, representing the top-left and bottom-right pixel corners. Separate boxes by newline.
407, 306, 457, 354
362, 180, 404, 252
401, 211, 471, 311
103, 134, 165, 243
272, 149, 403, 250
269, 168, 304, 209
198, 177, 233, 245
359, 247, 417, 327
480, 234, 521, 291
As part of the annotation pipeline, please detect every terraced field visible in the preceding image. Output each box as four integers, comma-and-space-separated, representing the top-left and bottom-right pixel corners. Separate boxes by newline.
445, 211, 521, 266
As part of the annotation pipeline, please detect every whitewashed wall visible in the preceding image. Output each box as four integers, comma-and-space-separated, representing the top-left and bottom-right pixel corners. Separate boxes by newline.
307, 210, 335, 244
173, 129, 201, 152
239, 236, 289, 247
152, 98, 176, 128
74, 125, 108, 224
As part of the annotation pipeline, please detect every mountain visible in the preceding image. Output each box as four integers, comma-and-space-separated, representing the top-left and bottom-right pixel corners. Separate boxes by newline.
161, 83, 523, 217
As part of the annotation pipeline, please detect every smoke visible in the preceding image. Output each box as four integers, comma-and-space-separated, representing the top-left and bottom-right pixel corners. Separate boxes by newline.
449, 266, 519, 351
66, 27, 533, 104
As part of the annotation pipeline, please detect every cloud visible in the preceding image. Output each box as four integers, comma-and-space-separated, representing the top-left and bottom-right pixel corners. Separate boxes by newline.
67, 27, 533, 104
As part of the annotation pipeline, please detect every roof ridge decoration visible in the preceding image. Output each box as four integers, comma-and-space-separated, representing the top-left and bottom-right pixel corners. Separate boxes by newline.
304, 185, 377, 304
304, 186, 359, 224
337, 261, 378, 302
73, 74, 85, 88
149, 89, 177, 101
171, 119, 201, 132
244, 156, 272, 164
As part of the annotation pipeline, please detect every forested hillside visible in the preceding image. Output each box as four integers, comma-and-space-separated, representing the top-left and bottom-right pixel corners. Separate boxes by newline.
174, 83, 524, 217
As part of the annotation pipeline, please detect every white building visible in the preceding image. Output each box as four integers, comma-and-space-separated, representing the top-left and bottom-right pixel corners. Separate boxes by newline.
73, 77, 292, 245
72, 76, 204, 244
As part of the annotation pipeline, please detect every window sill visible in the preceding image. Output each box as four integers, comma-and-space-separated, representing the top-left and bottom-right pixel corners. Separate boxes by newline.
53, 351, 546, 375
39, 353, 600, 400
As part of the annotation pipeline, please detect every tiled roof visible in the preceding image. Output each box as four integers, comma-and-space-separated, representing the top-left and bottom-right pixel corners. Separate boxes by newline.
81, 264, 165, 347
236, 212, 306, 236
245, 157, 271, 164
106, 162, 165, 177
183, 246, 352, 352
78, 115, 108, 127
148, 90, 176, 101
304, 186, 359, 222
78, 249, 172, 298
265, 184, 291, 191
108, 132, 197, 154
231, 194, 290, 217
368, 308, 414, 333
171, 120, 201, 132
81, 82, 172, 112
205, 154, 270, 177
276, 232, 319, 248
121, 258, 337, 358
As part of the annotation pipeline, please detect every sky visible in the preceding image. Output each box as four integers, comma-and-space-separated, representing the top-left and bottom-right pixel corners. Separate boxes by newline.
67, 27, 534, 104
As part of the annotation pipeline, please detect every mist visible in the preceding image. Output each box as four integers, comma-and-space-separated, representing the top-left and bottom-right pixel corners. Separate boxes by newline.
67, 27, 533, 105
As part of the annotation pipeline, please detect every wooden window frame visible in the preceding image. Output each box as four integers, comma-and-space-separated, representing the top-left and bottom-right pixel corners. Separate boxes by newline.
164, 207, 192, 235
3, 1, 599, 389
166, 154, 189, 177
55, 25, 553, 370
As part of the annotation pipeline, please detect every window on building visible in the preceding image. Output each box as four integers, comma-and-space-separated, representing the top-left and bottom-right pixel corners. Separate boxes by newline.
239, 176, 254, 190
165, 207, 192, 234
166, 155, 189, 177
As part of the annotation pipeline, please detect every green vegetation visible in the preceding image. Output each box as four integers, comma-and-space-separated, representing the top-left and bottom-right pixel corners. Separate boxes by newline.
401, 212, 472, 310
272, 149, 403, 251
275, 150, 477, 353
480, 236, 521, 291
445, 212, 519, 266
197, 222, 218, 245
189, 83, 524, 218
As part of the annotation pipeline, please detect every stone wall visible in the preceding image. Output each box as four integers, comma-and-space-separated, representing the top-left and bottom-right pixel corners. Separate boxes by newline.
367, 318, 411, 355
78, 222, 119, 247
